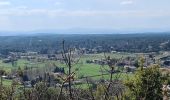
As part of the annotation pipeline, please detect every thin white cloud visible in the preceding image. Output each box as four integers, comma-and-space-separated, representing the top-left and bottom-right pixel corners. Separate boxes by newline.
120, 0, 133, 5
0, 16, 12, 30
54, 2, 62, 6
16, 6, 28, 9
27, 9, 47, 15
0, 1, 11, 6
47, 10, 170, 18
1, 6, 170, 18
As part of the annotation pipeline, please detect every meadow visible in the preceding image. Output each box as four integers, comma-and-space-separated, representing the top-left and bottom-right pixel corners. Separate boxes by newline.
0, 52, 135, 86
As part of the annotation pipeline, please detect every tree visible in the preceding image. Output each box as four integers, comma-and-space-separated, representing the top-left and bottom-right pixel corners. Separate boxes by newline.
0, 69, 5, 98
34, 82, 48, 99
124, 60, 163, 100
17, 67, 23, 77
45, 87, 60, 100
0, 69, 5, 85
95, 84, 106, 100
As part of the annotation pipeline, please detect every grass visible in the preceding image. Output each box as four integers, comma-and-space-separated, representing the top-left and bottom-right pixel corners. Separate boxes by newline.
59, 52, 135, 79
2, 79, 12, 86
52, 52, 135, 80
0, 52, 135, 80
0, 59, 50, 72
82, 52, 135, 60
0, 52, 136, 90
0, 53, 135, 89
74, 83, 92, 89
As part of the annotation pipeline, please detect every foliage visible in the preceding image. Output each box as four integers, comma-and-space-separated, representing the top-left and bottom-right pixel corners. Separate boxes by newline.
124, 63, 163, 100
95, 84, 106, 100
1, 34, 170, 55
17, 67, 23, 77
54, 66, 65, 73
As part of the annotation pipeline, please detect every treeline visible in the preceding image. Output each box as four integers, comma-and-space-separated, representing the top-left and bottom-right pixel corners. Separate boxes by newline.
0, 34, 170, 55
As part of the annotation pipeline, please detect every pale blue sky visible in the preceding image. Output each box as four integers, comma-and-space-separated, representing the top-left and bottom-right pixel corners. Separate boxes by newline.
0, 0, 170, 32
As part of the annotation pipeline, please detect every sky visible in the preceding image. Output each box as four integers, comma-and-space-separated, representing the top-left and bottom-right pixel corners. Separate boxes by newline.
0, 0, 170, 32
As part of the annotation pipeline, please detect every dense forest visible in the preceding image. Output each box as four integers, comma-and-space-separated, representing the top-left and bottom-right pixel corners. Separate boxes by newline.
0, 33, 170, 55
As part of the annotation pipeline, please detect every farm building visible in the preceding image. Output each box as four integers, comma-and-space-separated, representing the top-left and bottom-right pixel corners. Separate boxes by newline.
124, 65, 137, 73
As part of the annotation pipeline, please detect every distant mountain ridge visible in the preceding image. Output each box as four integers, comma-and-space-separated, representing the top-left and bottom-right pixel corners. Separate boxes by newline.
0, 28, 170, 36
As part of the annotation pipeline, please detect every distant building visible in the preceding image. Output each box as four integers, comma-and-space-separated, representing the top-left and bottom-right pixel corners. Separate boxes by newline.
124, 65, 136, 73
3, 59, 11, 63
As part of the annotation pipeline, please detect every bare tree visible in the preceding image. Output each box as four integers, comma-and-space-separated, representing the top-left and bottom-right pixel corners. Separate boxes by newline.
102, 53, 124, 100
58, 40, 83, 100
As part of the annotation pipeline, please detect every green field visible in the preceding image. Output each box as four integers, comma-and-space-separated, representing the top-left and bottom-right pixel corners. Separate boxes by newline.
0, 52, 135, 86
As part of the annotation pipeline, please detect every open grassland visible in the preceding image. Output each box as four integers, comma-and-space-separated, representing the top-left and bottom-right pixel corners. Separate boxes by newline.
82, 52, 136, 60
0, 52, 135, 86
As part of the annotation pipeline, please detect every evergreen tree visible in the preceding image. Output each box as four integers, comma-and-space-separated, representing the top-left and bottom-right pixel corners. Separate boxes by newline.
124, 58, 163, 100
